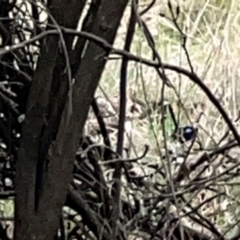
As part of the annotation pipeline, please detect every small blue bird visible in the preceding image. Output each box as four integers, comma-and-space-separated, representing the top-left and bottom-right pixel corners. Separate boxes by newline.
172, 126, 197, 143
168, 126, 197, 165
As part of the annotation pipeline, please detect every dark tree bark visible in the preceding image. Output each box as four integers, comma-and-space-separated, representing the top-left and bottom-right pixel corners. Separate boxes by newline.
13, 0, 128, 239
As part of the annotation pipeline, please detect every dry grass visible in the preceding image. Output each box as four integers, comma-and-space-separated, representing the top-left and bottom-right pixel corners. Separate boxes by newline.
91, 0, 240, 236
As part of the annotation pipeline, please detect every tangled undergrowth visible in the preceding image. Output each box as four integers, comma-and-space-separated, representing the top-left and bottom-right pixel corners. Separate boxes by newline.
71, 95, 240, 240
0, 0, 240, 239
65, 0, 240, 239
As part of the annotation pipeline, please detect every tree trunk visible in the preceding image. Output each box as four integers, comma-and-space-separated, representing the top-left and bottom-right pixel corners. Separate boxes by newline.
14, 0, 128, 239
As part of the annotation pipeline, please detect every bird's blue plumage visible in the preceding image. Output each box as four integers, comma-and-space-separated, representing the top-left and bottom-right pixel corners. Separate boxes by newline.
182, 126, 196, 141
172, 125, 197, 143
